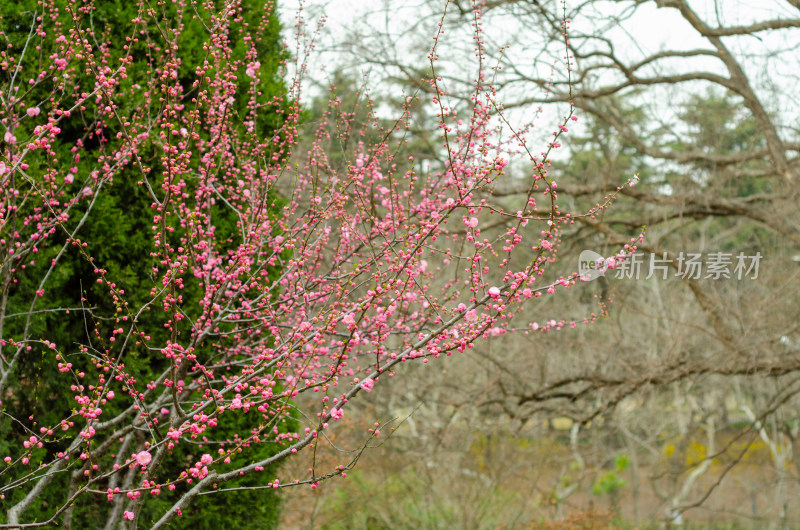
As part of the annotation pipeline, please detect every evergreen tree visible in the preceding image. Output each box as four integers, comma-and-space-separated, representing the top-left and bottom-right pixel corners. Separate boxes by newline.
0, 1, 292, 526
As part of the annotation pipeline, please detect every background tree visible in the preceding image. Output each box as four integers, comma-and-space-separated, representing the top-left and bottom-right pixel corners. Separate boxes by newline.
304, 0, 800, 525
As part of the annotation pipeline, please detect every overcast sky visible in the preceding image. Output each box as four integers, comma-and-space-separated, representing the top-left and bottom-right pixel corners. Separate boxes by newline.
278, 0, 800, 167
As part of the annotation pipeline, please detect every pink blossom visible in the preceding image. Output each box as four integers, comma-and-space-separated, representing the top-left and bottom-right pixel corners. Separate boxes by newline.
0, 2, 654, 512
605, 257, 616, 269
134, 451, 152, 466
245, 61, 261, 78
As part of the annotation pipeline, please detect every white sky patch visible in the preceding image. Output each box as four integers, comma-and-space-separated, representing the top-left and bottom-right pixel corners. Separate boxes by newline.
279, 0, 800, 184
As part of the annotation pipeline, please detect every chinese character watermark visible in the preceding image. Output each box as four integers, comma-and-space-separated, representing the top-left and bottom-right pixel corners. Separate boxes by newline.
578, 251, 761, 281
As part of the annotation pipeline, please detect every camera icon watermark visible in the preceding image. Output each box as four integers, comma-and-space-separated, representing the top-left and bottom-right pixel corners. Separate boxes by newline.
578, 250, 762, 281
578, 250, 615, 282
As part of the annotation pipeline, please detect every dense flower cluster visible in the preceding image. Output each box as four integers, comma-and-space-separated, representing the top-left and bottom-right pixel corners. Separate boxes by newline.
0, 0, 640, 526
